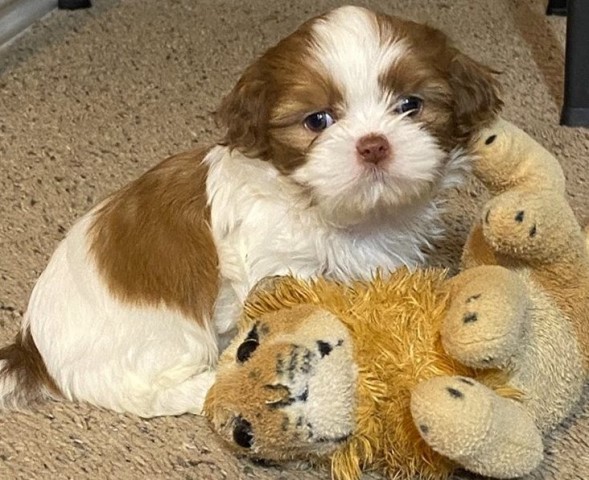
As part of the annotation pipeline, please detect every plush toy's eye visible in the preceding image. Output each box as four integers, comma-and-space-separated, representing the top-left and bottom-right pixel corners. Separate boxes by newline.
237, 339, 259, 362
237, 325, 259, 363
233, 416, 254, 448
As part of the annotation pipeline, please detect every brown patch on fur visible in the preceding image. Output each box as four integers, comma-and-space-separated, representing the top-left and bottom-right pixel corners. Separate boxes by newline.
0, 327, 61, 407
376, 13, 502, 149
89, 148, 219, 324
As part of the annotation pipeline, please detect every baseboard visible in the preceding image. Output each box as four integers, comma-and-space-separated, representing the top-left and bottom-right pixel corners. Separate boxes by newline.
0, 0, 57, 49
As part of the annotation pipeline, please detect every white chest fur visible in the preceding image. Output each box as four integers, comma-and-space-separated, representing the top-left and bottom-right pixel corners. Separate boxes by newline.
205, 146, 442, 334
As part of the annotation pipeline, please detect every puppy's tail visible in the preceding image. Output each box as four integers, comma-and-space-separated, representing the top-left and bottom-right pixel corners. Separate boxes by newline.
0, 327, 60, 409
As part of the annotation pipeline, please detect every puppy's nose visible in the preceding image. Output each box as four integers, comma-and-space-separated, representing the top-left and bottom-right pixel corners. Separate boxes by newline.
356, 134, 391, 165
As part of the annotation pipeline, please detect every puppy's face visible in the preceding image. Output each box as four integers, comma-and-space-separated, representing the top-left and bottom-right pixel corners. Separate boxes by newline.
217, 6, 502, 227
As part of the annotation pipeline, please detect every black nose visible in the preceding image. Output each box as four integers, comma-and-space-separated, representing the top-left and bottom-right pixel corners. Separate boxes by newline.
233, 416, 254, 448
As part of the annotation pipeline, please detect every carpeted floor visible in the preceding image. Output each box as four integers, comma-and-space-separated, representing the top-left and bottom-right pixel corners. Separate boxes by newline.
0, 0, 588, 479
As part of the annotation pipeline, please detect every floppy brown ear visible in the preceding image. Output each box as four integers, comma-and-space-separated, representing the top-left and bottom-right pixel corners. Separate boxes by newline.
448, 52, 503, 141
215, 65, 273, 159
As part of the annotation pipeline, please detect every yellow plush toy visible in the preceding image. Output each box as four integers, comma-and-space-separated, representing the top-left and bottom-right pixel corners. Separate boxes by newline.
204, 119, 589, 480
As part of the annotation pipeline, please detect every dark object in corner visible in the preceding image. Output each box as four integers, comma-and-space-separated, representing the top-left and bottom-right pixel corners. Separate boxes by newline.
547, 0, 589, 127
58, 0, 92, 9
560, 0, 589, 127
546, 0, 567, 15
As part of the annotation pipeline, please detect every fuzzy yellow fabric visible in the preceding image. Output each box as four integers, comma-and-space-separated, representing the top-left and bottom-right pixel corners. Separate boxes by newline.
244, 270, 519, 480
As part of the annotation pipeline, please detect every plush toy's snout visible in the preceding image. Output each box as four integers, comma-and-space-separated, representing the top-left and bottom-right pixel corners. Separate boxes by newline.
204, 303, 358, 463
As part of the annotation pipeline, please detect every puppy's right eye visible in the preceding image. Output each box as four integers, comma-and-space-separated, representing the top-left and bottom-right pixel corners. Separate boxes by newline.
237, 339, 259, 362
395, 96, 423, 117
304, 111, 335, 132
233, 416, 254, 448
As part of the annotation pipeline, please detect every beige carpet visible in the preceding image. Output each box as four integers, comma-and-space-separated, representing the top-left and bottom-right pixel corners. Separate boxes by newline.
0, 0, 588, 478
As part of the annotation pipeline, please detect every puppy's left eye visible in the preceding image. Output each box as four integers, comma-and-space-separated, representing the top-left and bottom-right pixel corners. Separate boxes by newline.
304, 111, 335, 132
395, 96, 423, 116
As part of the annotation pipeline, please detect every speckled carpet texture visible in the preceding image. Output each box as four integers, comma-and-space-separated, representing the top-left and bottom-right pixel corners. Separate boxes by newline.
0, 0, 588, 479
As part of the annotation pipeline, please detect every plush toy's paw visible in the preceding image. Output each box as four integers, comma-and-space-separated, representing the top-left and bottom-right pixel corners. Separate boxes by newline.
481, 190, 576, 263
411, 376, 494, 454
470, 118, 566, 195
411, 376, 543, 479
470, 118, 510, 154
443, 266, 528, 368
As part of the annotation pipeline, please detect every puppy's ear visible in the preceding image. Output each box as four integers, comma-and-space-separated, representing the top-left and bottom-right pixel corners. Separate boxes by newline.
448, 52, 503, 141
216, 65, 272, 159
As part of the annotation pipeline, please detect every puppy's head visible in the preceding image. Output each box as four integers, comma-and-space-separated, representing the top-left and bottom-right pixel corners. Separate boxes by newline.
217, 6, 502, 226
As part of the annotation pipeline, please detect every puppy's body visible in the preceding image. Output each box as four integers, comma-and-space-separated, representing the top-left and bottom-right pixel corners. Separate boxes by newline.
0, 6, 501, 417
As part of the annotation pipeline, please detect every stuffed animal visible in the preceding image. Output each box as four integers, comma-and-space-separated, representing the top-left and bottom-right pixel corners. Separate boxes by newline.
204, 119, 589, 480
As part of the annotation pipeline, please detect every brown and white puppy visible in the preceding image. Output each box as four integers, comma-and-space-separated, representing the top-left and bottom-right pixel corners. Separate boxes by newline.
0, 6, 501, 417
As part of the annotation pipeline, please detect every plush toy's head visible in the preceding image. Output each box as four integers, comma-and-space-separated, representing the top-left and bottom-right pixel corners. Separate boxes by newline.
205, 303, 357, 463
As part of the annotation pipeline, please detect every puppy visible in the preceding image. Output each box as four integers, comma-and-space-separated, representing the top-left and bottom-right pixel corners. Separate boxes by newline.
0, 6, 501, 417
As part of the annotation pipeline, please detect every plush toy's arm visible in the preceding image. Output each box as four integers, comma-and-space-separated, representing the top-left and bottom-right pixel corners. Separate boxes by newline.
462, 118, 586, 270
469, 118, 565, 195
415, 119, 589, 480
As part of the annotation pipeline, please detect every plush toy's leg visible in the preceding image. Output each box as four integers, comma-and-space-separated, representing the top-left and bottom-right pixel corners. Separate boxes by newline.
442, 265, 530, 369
411, 376, 543, 479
